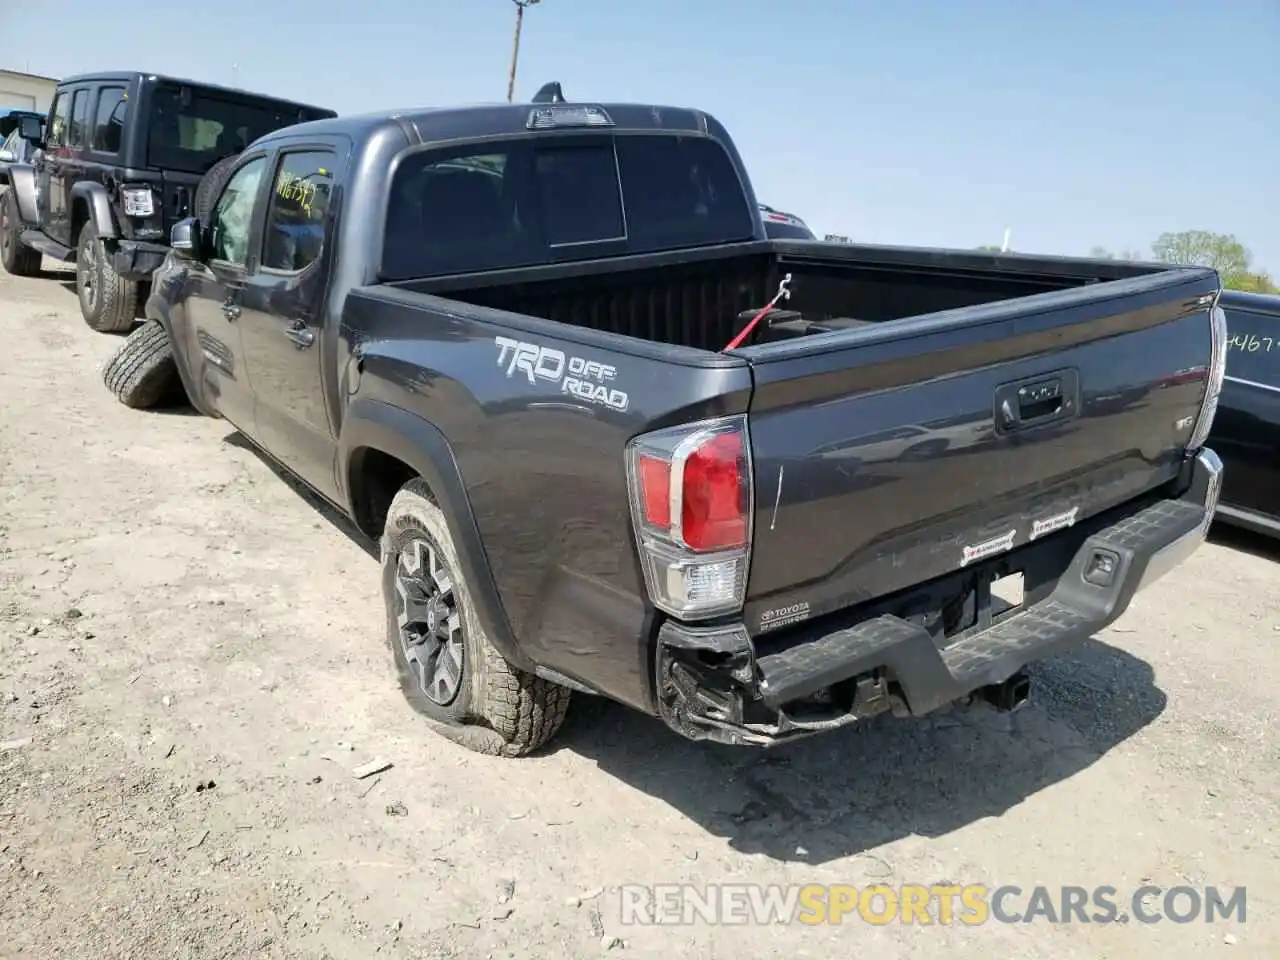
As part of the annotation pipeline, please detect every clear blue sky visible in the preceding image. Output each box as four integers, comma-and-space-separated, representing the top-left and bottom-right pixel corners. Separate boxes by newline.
5, 0, 1277, 271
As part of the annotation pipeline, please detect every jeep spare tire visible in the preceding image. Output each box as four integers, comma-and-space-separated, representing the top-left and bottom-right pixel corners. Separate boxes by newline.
194, 153, 242, 223
102, 319, 187, 409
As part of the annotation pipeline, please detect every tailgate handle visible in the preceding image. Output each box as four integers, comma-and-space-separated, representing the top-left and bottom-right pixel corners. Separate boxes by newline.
996, 371, 1076, 432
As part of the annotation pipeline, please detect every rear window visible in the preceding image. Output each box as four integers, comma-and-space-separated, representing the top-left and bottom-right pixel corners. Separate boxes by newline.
147, 86, 325, 175
380, 133, 755, 279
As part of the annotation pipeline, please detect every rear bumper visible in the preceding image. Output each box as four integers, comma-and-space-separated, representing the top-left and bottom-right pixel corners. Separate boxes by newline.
110, 240, 169, 281
655, 447, 1223, 746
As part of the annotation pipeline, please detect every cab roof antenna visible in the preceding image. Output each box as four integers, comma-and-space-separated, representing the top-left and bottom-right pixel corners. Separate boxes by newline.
532, 81, 566, 104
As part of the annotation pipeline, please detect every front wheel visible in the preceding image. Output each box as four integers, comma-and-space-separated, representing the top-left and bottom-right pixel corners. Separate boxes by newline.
77, 221, 138, 333
381, 478, 570, 756
0, 190, 41, 277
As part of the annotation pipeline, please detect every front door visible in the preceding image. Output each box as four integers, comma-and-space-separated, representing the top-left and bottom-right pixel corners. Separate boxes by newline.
175, 152, 271, 435
237, 145, 343, 501
34, 91, 71, 243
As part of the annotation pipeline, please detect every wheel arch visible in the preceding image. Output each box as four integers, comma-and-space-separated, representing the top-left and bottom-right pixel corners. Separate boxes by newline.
341, 399, 531, 671
5, 164, 39, 223
69, 181, 117, 242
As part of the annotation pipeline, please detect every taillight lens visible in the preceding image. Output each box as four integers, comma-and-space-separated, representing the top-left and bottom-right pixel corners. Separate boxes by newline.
1188, 304, 1228, 451
626, 415, 753, 620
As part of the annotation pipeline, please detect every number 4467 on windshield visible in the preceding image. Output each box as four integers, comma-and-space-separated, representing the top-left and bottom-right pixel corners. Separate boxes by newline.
1229, 334, 1274, 352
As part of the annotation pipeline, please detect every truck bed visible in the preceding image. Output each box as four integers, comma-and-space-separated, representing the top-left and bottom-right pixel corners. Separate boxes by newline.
392, 240, 1166, 353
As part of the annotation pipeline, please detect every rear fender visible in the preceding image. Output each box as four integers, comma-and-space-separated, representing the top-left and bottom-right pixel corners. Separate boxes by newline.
339, 398, 532, 672
70, 181, 117, 240
6, 163, 38, 223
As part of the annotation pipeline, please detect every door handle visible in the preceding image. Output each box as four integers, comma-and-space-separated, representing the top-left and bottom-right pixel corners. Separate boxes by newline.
221, 298, 241, 321
284, 322, 316, 348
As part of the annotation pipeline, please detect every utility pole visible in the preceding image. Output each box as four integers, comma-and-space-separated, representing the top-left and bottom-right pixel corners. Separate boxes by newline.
507, 0, 542, 103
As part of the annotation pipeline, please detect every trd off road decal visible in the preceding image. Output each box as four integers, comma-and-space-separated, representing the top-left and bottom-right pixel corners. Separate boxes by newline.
494, 336, 630, 413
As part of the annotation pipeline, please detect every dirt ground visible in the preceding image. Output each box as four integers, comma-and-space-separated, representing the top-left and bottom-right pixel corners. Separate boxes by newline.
0, 260, 1277, 960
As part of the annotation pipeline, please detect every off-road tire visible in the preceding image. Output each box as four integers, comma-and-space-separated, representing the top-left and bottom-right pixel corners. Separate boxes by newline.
77, 221, 138, 333
381, 478, 570, 756
102, 319, 187, 409
0, 189, 41, 277
194, 153, 241, 222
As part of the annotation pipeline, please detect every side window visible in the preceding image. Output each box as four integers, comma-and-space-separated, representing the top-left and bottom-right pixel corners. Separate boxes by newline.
1224, 308, 1278, 385
92, 86, 129, 154
209, 156, 267, 267
46, 93, 69, 147
1, 130, 18, 157
261, 150, 336, 273
68, 90, 90, 149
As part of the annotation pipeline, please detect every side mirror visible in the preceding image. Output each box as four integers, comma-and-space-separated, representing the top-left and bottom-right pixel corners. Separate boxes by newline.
18, 115, 43, 145
170, 217, 201, 259
0, 149, 13, 162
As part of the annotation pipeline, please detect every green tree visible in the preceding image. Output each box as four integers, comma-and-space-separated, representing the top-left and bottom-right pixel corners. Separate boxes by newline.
1089, 245, 1145, 261
1150, 230, 1252, 287
1232, 271, 1278, 294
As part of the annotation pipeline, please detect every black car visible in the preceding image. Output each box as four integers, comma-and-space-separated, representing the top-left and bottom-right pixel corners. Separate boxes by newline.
1209, 290, 1280, 537
0, 71, 334, 332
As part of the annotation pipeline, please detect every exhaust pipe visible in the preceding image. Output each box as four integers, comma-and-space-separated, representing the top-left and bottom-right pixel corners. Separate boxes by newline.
978, 670, 1032, 713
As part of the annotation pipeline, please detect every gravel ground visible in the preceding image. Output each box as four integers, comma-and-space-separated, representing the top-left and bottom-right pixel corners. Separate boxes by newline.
0, 261, 1277, 959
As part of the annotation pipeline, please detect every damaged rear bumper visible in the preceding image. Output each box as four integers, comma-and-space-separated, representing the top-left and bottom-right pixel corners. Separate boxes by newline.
655, 448, 1223, 746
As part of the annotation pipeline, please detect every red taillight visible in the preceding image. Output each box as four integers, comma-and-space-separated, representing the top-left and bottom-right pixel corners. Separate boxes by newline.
680, 432, 746, 551
625, 416, 754, 620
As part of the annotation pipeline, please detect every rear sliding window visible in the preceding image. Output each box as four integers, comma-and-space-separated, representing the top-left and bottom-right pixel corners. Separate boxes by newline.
380, 134, 755, 279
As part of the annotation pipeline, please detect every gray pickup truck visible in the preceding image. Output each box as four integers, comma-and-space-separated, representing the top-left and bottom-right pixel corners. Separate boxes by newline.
109, 93, 1227, 756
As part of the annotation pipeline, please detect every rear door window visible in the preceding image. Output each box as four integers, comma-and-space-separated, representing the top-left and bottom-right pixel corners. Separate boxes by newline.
381, 133, 753, 279
1224, 307, 1278, 386
92, 86, 128, 154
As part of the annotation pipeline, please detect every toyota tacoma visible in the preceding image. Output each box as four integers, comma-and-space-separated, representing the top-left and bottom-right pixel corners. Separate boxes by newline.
111, 92, 1227, 756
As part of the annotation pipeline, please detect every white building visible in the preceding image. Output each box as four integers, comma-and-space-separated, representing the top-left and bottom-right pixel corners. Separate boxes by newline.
0, 68, 58, 113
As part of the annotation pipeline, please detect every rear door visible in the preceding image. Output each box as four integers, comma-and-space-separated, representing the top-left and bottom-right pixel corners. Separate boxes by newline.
738, 268, 1220, 633
1214, 300, 1280, 524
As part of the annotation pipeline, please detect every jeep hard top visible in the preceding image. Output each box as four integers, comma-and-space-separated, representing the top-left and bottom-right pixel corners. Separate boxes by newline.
123, 89, 1225, 756
0, 70, 334, 332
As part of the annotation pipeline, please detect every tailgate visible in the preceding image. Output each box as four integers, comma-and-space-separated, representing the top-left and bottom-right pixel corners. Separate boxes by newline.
740, 268, 1219, 634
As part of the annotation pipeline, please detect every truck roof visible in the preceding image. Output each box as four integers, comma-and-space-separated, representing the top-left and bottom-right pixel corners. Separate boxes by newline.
251, 101, 728, 150
55, 71, 334, 115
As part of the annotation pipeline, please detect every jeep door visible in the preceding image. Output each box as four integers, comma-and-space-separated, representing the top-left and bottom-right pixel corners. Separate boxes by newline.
34, 90, 73, 245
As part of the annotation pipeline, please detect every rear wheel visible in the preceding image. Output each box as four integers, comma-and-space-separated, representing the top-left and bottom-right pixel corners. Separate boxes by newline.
77, 221, 138, 333
102, 319, 187, 409
381, 478, 570, 756
0, 190, 41, 277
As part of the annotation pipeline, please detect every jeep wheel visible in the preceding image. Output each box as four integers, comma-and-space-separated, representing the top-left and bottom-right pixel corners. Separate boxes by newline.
102, 319, 187, 409
0, 190, 41, 277
77, 221, 138, 333
381, 478, 570, 756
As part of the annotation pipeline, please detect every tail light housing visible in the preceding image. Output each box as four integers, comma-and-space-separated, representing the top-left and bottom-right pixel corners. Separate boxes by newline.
1187, 304, 1228, 451
625, 415, 753, 620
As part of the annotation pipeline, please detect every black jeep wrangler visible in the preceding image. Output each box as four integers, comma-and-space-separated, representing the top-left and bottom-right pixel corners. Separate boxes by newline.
0, 71, 334, 331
